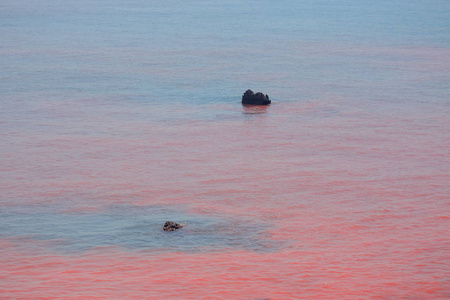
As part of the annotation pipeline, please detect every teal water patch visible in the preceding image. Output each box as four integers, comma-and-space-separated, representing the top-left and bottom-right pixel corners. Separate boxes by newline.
0, 203, 275, 254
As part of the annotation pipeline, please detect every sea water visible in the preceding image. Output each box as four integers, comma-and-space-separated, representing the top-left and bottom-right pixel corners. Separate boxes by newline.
1, 0, 449, 299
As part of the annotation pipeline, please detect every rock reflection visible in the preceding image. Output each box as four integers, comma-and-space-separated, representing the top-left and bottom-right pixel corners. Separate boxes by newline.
242, 104, 269, 115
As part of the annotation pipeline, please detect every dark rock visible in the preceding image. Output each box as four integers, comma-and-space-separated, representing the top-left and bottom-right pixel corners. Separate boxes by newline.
163, 221, 184, 231
242, 89, 271, 105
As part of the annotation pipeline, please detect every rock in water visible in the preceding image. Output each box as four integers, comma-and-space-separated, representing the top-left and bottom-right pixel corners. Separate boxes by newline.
242, 89, 271, 105
163, 221, 184, 231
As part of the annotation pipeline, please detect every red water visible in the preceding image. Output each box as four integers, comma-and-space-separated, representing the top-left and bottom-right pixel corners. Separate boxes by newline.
1, 95, 449, 299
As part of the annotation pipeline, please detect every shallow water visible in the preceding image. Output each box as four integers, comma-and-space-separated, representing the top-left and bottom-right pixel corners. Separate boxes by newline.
1, 0, 449, 299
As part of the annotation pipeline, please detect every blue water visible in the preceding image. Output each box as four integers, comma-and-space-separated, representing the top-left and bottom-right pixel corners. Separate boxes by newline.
1, 203, 273, 253
2, 0, 449, 104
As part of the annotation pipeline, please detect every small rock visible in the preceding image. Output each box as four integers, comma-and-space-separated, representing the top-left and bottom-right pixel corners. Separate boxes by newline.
163, 221, 184, 231
242, 89, 271, 105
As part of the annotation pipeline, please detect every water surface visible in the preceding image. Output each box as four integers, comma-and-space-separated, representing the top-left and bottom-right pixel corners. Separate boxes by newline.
1, 0, 449, 299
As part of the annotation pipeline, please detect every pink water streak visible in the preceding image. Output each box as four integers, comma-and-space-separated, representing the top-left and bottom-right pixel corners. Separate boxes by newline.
1, 94, 449, 299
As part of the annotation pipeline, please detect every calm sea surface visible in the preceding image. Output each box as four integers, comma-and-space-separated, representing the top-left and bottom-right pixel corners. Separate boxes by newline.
1, 0, 449, 299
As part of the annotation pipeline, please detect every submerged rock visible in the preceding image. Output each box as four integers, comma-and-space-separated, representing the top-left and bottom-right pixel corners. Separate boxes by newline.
163, 221, 184, 231
242, 89, 271, 105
